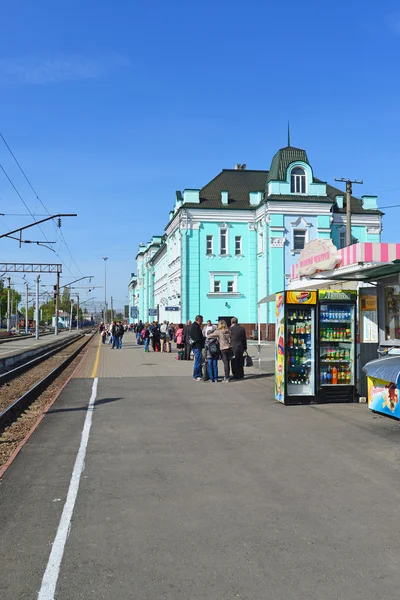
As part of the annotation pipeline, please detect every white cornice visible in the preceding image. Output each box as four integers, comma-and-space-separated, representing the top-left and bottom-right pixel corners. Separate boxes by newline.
266, 201, 332, 215
332, 214, 381, 226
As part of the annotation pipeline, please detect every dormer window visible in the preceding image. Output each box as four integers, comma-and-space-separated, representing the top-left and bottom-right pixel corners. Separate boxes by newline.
291, 167, 306, 193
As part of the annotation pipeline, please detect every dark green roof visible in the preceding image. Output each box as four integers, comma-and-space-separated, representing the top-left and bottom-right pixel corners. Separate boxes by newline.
180, 157, 382, 215
183, 169, 268, 210
267, 146, 310, 182
325, 183, 382, 215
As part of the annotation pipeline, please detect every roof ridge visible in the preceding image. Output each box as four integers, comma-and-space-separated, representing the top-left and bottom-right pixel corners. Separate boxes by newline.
221, 168, 269, 173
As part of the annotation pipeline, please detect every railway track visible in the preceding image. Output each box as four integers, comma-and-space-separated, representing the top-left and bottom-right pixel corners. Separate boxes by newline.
0, 332, 95, 435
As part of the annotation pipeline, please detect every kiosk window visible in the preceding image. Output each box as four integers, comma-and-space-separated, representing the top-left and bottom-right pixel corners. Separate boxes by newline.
384, 285, 400, 341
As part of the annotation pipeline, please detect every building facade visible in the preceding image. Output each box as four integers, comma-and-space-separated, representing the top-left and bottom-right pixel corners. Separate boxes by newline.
129, 145, 382, 336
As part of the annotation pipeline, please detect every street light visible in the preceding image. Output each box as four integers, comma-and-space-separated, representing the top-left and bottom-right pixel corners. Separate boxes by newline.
103, 257, 108, 323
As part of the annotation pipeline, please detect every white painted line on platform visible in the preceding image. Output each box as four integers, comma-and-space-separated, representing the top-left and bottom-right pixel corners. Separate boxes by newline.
37, 377, 98, 600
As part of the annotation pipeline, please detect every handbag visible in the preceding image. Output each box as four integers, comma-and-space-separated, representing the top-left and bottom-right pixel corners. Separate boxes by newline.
243, 352, 253, 367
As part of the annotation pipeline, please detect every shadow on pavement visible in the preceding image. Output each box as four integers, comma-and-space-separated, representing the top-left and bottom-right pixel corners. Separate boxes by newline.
46, 397, 123, 414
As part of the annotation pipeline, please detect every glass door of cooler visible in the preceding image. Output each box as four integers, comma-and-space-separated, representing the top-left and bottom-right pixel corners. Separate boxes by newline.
319, 303, 356, 387
286, 306, 315, 396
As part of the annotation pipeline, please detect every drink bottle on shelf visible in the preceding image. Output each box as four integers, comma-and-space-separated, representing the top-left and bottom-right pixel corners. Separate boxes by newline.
332, 367, 338, 385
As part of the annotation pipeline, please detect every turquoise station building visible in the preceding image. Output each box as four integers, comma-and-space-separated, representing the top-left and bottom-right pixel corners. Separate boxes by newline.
129, 144, 382, 336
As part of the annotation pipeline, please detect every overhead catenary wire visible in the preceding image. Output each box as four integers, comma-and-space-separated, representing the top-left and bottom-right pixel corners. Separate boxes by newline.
0, 163, 76, 278
0, 133, 83, 277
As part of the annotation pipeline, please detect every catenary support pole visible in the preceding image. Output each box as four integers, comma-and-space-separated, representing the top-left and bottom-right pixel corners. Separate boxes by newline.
6, 277, 11, 332
70, 298, 73, 332
35, 275, 40, 340
25, 283, 29, 334
76, 294, 79, 331
55, 271, 60, 336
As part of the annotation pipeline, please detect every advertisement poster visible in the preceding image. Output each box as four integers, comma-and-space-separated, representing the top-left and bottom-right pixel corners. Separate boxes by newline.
286, 291, 317, 305
362, 311, 378, 343
319, 290, 357, 301
275, 293, 285, 403
368, 376, 400, 418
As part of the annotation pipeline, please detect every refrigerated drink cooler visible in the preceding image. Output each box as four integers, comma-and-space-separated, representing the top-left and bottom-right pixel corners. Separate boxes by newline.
275, 289, 357, 405
317, 290, 357, 404
275, 291, 317, 405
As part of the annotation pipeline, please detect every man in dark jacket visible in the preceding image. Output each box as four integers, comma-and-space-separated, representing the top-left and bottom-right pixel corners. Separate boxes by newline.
230, 317, 247, 379
182, 320, 192, 360
189, 315, 204, 380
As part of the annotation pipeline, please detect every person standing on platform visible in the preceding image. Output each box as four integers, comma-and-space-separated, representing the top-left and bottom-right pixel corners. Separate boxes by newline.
142, 323, 150, 352
109, 321, 116, 348
189, 315, 204, 380
183, 320, 192, 360
207, 320, 233, 382
230, 317, 247, 379
152, 323, 161, 352
118, 321, 125, 349
160, 321, 169, 352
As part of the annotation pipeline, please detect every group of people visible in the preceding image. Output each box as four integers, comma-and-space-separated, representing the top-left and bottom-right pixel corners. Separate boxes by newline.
133, 316, 247, 383
98, 321, 127, 349
133, 321, 175, 353
188, 316, 247, 382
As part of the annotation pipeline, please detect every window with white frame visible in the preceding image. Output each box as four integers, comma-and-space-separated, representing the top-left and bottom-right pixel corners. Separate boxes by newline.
258, 231, 263, 254
206, 235, 213, 255
293, 229, 306, 251
339, 231, 346, 249
235, 236, 242, 255
291, 167, 306, 194
214, 280, 221, 293
227, 280, 234, 293
220, 228, 227, 255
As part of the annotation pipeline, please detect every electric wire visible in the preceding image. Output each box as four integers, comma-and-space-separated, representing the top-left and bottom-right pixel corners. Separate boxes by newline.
0, 160, 76, 277
0, 134, 83, 277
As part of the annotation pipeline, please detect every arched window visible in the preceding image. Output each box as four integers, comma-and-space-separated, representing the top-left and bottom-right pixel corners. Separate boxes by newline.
291, 167, 306, 193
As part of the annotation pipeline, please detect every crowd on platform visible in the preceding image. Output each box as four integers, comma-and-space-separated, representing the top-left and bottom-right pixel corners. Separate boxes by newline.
98, 321, 128, 349
132, 316, 249, 383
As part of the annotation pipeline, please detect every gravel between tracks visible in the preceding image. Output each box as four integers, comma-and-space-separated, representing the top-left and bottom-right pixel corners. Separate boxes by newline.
0, 335, 95, 469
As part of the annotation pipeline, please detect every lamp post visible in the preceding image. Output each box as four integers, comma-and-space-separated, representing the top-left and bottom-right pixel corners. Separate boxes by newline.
103, 257, 108, 323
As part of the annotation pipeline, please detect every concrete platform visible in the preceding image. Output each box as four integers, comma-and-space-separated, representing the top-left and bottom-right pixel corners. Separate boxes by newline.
0, 329, 86, 373
1, 332, 400, 599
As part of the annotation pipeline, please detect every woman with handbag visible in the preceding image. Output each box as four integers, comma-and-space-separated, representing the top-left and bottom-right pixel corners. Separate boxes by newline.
207, 320, 233, 382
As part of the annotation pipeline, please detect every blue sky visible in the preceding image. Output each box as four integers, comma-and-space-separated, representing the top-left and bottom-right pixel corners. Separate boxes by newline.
1, 0, 400, 309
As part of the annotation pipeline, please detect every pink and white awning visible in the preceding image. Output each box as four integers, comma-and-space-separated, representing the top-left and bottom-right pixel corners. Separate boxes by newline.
291, 243, 400, 280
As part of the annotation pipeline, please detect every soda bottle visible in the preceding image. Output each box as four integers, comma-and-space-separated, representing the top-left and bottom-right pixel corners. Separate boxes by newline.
327, 366, 332, 384
346, 368, 351, 384
332, 366, 338, 385
288, 333, 294, 348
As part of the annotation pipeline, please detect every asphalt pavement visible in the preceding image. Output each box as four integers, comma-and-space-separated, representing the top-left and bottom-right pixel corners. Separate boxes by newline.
1, 338, 400, 599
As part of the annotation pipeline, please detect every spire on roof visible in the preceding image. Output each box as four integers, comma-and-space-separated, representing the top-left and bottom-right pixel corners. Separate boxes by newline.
287, 121, 291, 147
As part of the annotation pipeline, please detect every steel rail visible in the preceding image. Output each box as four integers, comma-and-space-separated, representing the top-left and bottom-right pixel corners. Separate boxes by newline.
0, 333, 87, 383
0, 333, 94, 433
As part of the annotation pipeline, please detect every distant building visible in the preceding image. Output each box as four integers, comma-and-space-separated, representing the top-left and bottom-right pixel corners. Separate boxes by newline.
130, 144, 382, 336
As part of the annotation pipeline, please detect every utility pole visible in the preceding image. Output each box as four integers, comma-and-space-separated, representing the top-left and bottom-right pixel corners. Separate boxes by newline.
35, 275, 40, 340
110, 296, 114, 322
76, 294, 79, 331
6, 277, 11, 332
334, 177, 363, 247
25, 282, 29, 334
